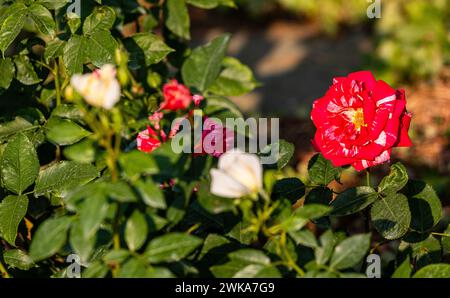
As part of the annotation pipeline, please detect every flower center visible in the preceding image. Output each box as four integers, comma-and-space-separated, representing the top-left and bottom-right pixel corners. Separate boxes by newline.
351, 108, 366, 131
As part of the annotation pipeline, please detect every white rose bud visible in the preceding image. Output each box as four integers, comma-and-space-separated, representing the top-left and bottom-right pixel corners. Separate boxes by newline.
210, 149, 263, 198
70, 64, 121, 110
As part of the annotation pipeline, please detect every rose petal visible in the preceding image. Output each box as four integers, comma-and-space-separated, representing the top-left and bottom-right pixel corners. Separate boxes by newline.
395, 112, 412, 147
348, 70, 376, 90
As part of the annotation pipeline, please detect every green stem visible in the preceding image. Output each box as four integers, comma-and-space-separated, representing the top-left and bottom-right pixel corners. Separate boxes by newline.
366, 170, 371, 187
0, 261, 10, 278
280, 232, 305, 277
431, 232, 450, 237
258, 189, 270, 203
54, 60, 61, 106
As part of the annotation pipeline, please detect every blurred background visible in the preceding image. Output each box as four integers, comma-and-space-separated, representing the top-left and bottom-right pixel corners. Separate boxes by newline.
184, 0, 450, 209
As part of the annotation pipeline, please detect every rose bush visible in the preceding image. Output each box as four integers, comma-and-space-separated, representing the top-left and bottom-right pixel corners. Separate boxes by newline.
0, 0, 448, 279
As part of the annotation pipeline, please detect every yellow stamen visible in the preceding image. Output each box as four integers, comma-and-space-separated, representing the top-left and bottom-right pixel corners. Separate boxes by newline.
351, 108, 366, 131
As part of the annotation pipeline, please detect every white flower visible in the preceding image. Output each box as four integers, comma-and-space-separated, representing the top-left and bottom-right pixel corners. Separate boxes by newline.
210, 149, 263, 198
70, 64, 121, 110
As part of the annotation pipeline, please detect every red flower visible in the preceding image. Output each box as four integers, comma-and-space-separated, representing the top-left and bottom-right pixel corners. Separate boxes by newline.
160, 80, 192, 111
311, 71, 412, 171
194, 118, 234, 158
137, 126, 161, 153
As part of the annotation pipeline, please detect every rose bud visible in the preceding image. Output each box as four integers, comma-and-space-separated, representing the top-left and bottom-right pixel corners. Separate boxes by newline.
137, 126, 161, 153
160, 79, 192, 111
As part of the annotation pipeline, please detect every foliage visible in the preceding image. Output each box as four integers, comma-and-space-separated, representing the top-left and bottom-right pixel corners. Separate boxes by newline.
0, 0, 448, 279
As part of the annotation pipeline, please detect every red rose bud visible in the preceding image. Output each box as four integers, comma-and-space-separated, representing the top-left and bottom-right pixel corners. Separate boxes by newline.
311, 71, 412, 171
160, 79, 192, 111
137, 126, 161, 153
193, 94, 204, 106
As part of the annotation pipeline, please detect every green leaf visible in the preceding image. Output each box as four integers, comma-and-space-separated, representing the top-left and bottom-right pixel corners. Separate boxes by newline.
0, 3, 27, 53
186, 0, 220, 9
315, 230, 336, 265
83, 6, 116, 35
45, 116, 91, 146
284, 204, 331, 231
82, 261, 109, 278
182, 34, 230, 91
0, 58, 15, 89
0, 117, 34, 142
331, 186, 379, 216
125, 33, 174, 69
3, 249, 35, 270
34, 161, 99, 198
391, 255, 412, 278
289, 230, 318, 248
260, 139, 295, 169
271, 178, 305, 203
1, 133, 39, 194
210, 260, 249, 277
79, 193, 109, 239
36, 0, 71, 10
165, 0, 190, 40
14, 55, 41, 85
107, 181, 138, 203
203, 96, 244, 125
135, 178, 166, 209
209, 57, 259, 96
63, 35, 87, 74
442, 225, 450, 255
228, 249, 270, 265
403, 180, 442, 233
371, 193, 411, 240
233, 264, 281, 278
329, 233, 371, 270
117, 258, 150, 278
308, 154, 341, 185
378, 162, 408, 196
0, 195, 28, 246
51, 104, 84, 121
118, 150, 158, 179
29, 216, 72, 262
125, 210, 148, 252
145, 233, 202, 264
69, 219, 95, 263
44, 39, 65, 63
86, 30, 118, 67
305, 186, 333, 205
412, 236, 441, 269
413, 264, 450, 278
187, 0, 236, 9
28, 4, 56, 37
63, 139, 96, 163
